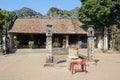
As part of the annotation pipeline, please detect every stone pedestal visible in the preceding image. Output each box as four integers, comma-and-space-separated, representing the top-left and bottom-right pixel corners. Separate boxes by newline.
46, 55, 53, 63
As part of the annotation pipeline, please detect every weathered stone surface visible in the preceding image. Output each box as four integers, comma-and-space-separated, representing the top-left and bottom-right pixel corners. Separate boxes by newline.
87, 27, 94, 61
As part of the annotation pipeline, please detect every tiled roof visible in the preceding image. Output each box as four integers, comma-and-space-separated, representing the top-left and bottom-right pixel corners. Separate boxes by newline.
9, 18, 87, 34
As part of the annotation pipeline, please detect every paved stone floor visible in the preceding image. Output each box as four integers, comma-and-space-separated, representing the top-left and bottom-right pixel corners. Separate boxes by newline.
0, 50, 120, 80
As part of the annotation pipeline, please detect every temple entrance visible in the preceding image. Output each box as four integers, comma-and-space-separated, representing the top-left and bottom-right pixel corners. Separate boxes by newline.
13, 34, 87, 49
15, 34, 46, 48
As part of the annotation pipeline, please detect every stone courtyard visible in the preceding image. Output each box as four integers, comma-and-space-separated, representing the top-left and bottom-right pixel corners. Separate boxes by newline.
0, 49, 120, 80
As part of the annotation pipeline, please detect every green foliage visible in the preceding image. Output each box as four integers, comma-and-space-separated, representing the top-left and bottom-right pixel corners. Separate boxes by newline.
114, 33, 120, 51
0, 9, 15, 42
94, 40, 98, 48
28, 41, 34, 48
53, 38, 60, 47
0, 9, 8, 26
14, 40, 20, 48
114, 40, 120, 51
78, 0, 120, 27
78, 40, 82, 48
113, 28, 120, 51
0, 9, 15, 26
79, 0, 120, 50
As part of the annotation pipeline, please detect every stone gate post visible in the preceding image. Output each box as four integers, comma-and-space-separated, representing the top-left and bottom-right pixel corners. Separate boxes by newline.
103, 27, 108, 52
87, 27, 94, 61
46, 24, 53, 63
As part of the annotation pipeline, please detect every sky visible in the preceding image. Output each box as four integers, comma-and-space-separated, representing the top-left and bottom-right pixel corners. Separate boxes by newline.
0, 0, 81, 15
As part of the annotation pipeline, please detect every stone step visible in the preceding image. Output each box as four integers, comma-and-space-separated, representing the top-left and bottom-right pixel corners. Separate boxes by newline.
10, 49, 47, 54
9, 48, 102, 54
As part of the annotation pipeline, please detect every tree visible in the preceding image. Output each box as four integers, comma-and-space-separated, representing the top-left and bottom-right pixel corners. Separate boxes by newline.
78, 0, 120, 27
0, 9, 15, 28
0, 9, 15, 42
78, 0, 120, 51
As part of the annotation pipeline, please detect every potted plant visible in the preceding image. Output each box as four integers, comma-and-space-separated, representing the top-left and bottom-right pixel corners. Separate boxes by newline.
94, 40, 98, 48
78, 40, 82, 48
53, 38, 60, 47
14, 39, 20, 48
28, 41, 34, 48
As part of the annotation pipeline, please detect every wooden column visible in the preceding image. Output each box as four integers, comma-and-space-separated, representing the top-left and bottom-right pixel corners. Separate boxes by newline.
66, 35, 69, 48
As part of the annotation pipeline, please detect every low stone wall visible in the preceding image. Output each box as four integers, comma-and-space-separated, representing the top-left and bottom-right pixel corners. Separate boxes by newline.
52, 48, 68, 64
52, 48, 68, 55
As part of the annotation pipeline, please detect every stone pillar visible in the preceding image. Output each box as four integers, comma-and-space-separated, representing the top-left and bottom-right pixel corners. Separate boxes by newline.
104, 35, 108, 50
97, 35, 102, 49
103, 27, 108, 52
87, 27, 94, 61
8, 34, 13, 49
46, 25, 53, 63
2, 26, 9, 54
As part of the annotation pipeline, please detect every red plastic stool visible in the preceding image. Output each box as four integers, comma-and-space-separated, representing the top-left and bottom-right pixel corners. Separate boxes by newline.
70, 61, 86, 74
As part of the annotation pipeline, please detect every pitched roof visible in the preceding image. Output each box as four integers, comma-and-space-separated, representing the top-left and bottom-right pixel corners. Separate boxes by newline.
9, 18, 87, 34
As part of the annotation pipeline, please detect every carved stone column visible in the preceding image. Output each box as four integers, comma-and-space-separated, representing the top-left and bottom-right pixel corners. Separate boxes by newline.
46, 25, 53, 63
103, 27, 108, 52
87, 27, 94, 61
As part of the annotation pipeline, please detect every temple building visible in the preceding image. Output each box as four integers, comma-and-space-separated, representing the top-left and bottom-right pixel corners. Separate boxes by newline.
8, 18, 102, 49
